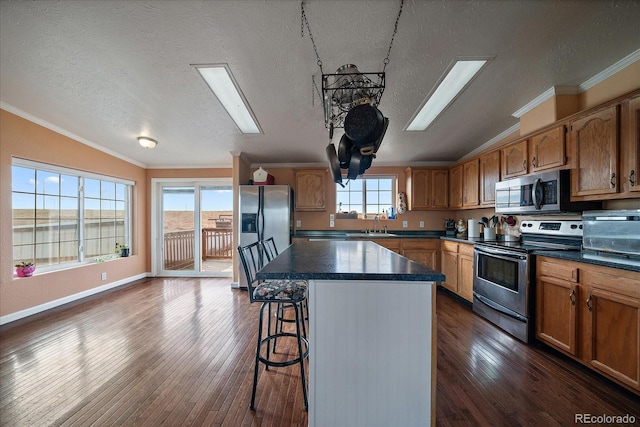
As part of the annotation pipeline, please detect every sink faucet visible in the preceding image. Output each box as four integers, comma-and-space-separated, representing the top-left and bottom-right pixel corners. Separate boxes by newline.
373, 214, 381, 233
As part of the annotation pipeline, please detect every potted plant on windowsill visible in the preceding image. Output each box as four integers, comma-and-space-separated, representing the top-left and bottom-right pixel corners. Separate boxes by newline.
15, 261, 35, 277
116, 243, 130, 258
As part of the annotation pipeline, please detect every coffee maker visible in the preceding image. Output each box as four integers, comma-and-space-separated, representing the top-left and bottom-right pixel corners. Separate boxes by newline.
445, 218, 456, 236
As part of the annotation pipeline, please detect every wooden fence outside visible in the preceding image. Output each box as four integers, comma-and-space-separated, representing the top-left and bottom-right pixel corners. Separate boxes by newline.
164, 228, 233, 270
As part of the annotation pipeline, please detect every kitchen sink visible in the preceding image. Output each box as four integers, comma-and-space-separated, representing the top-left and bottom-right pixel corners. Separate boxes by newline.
345, 233, 398, 238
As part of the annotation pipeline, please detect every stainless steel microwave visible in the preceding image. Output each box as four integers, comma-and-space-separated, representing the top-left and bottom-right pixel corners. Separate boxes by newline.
495, 170, 601, 214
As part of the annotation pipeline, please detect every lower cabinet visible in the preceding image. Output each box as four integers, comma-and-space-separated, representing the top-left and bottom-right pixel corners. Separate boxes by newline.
536, 256, 640, 393
401, 239, 439, 270
440, 240, 474, 302
371, 238, 401, 254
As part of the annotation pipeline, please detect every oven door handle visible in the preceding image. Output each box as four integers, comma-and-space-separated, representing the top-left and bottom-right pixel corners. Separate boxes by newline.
475, 246, 527, 261
474, 292, 527, 322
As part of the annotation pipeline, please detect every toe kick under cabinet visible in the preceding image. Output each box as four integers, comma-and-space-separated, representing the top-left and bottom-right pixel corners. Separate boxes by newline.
536, 256, 640, 394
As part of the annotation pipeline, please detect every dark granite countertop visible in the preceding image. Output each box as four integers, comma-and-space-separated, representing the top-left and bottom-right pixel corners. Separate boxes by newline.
256, 240, 445, 282
533, 250, 640, 273
294, 230, 444, 240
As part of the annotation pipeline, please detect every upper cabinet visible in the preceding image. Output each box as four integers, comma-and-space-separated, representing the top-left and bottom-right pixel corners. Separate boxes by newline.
623, 95, 640, 194
501, 139, 529, 179
405, 168, 449, 210
449, 164, 463, 209
462, 159, 479, 207
294, 169, 327, 211
570, 105, 619, 197
479, 150, 500, 206
530, 125, 568, 173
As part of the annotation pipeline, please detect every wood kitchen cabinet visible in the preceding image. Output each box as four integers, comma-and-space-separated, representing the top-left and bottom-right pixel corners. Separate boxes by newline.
462, 159, 480, 207
501, 139, 529, 179
405, 167, 449, 210
294, 169, 327, 211
448, 165, 463, 208
372, 238, 401, 254
401, 239, 439, 270
530, 125, 567, 172
536, 256, 640, 393
623, 95, 640, 194
570, 105, 619, 197
439, 240, 474, 302
479, 150, 500, 206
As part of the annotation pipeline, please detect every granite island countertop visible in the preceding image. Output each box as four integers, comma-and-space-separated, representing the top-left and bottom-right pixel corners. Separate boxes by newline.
256, 240, 445, 282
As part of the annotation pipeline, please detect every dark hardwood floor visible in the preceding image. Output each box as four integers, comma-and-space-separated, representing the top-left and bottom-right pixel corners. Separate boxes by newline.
1, 278, 637, 426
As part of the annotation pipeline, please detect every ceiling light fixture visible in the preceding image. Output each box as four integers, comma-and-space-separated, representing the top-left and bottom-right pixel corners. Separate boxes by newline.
194, 64, 262, 134
138, 136, 158, 149
405, 58, 493, 131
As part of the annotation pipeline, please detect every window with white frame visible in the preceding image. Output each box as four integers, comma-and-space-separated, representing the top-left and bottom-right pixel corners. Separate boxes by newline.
12, 159, 133, 270
336, 176, 395, 216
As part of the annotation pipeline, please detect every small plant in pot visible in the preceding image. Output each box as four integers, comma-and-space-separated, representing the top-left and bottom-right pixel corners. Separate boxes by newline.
15, 261, 35, 277
116, 243, 130, 257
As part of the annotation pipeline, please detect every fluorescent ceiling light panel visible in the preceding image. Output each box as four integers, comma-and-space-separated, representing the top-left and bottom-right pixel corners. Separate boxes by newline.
195, 64, 262, 134
406, 58, 491, 131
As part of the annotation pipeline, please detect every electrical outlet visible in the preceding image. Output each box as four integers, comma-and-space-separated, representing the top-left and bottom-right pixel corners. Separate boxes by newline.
329, 213, 335, 220
296, 219, 301, 227
419, 221, 424, 228
403, 220, 408, 228
330, 220, 335, 228
101, 272, 107, 281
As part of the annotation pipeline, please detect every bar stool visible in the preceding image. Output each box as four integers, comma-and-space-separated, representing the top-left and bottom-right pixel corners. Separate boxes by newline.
260, 238, 307, 352
237, 241, 309, 410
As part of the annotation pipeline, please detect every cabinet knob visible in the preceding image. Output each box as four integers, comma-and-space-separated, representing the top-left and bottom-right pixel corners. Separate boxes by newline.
586, 294, 593, 311
631, 170, 636, 187
610, 173, 616, 188
569, 289, 575, 305
532, 157, 537, 168
522, 160, 527, 171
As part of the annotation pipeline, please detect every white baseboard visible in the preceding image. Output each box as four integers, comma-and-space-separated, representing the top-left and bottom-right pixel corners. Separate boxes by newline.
230, 281, 240, 289
0, 273, 149, 326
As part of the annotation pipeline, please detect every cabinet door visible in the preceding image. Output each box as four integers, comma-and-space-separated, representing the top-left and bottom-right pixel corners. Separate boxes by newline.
440, 250, 458, 293
430, 169, 449, 208
449, 165, 463, 208
458, 254, 474, 302
462, 159, 479, 207
501, 139, 529, 179
625, 96, 640, 193
536, 277, 578, 355
372, 239, 401, 254
402, 240, 439, 270
570, 105, 619, 197
582, 287, 640, 391
406, 168, 429, 210
530, 125, 566, 172
479, 151, 500, 206
294, 169, 326, 211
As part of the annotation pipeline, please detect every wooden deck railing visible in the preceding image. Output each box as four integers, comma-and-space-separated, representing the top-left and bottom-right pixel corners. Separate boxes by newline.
164, 228, 233, 269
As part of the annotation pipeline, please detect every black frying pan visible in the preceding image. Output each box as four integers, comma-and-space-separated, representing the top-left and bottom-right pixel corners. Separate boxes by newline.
338, 134, 354, 169
344, 104, 385, 147
326, 143, 343, 186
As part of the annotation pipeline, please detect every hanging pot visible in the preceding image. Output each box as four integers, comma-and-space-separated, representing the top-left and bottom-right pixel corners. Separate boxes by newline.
326, 143, 343, 186
344, 104, 385, 147
358, 153, 374, 175
347, 150, 363, 180
338, 133, 354, 169
373, 117, 389, 153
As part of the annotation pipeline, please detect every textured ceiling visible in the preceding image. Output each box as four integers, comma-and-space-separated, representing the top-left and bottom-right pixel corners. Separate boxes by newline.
1, 0, 639, 169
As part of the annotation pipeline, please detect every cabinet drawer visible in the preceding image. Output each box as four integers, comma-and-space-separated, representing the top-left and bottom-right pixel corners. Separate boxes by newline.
458, 243, 474, 257
442, 240, 458, 253
402, 239, 439, 250
582, 267, 640, 299
538, 259, 579, 283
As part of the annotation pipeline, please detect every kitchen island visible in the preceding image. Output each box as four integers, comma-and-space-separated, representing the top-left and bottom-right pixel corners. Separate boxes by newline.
256, 240, 445, 427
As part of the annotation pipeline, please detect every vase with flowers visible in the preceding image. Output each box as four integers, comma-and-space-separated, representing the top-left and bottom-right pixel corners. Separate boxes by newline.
15, 261, 35, 277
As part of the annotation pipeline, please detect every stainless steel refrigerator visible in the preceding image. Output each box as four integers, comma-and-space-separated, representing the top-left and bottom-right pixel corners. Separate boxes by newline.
238, 185, 293, 288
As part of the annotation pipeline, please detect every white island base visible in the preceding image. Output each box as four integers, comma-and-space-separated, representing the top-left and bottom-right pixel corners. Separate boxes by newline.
308, 279, 436, 427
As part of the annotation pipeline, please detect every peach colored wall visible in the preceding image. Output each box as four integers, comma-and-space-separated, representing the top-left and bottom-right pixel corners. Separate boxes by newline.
520, 97, 558, 136
579, 61, 640, 110
0, 110, 148, 318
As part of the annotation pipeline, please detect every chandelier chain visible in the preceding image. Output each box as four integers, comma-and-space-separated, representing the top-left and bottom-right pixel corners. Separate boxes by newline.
383, 0, 404, 72
301, 1, 323, 73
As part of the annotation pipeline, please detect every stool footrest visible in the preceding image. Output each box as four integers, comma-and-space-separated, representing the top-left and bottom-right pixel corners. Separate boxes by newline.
258, 333, 309, 368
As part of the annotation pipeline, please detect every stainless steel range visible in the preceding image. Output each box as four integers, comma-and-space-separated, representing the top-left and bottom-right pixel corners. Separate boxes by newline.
472, 220, 583, 343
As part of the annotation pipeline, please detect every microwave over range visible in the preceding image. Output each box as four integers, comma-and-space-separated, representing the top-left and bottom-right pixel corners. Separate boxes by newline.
495, 169, 601, 215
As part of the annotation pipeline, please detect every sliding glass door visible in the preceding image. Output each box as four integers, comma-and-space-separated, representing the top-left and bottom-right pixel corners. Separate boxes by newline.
154, 179, 233, 277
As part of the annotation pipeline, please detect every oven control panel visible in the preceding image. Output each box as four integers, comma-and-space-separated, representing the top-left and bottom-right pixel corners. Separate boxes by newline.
519, 220, 583, 236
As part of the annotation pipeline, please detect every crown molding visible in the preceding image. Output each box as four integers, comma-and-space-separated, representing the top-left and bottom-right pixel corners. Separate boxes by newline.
458, 123, 521, 162
579, 48, 640, 92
